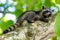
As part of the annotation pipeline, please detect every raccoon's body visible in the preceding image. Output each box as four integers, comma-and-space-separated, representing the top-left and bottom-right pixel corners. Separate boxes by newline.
3, 6, 52, 34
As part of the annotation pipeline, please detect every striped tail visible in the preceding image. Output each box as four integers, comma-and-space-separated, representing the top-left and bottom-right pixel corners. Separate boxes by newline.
3, 15, 26, 34
3, 22, 20, 34
3, 11, 29, 34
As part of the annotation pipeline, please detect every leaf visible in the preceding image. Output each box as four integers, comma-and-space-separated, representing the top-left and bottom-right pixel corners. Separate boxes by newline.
54, 11, 60, 38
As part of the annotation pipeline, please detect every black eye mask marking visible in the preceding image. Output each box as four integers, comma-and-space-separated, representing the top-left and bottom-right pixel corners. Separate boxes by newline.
42, 10, 52, 18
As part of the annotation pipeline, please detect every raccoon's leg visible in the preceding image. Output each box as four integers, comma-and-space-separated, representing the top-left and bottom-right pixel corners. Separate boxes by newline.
26, 14, 36, 23
40, 17, 49, 22
26, 16, 35, 23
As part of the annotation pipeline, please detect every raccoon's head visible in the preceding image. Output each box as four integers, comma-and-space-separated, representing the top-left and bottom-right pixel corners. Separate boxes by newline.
42, 6, 52, 18
40, 6, 52, 22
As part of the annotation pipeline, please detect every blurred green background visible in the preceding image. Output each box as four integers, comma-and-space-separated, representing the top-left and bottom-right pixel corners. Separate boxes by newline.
0, 0, 60, 39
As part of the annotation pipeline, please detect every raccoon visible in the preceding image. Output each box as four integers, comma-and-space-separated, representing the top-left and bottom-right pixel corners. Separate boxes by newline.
3, 6, 52, 34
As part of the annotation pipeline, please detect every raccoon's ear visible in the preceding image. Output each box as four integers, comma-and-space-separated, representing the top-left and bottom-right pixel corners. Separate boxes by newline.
42, 6, 46, 10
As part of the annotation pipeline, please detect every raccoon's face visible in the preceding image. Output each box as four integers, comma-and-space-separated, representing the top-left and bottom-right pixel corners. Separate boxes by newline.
40, 6, 52, 22
42, 9, 52, 18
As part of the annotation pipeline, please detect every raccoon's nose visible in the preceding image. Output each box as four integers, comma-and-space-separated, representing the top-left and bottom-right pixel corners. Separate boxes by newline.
48, 13, 51, 17
45, 12, 51, 17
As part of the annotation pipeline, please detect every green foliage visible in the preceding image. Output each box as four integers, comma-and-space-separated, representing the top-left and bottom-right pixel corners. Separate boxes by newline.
44, 0, 56, 8
54, 11, 60, 38
56, 0, 60, 4
54, 0, 60, 38
0, 0, 60, 38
